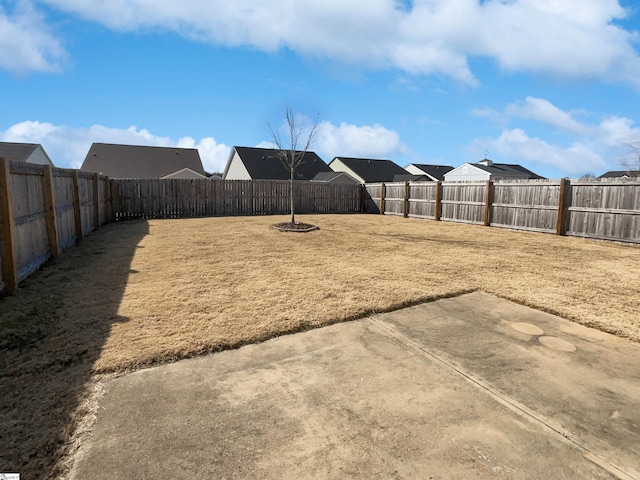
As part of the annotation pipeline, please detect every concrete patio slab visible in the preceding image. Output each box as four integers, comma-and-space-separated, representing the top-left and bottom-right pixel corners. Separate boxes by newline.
69, 292, 640, 480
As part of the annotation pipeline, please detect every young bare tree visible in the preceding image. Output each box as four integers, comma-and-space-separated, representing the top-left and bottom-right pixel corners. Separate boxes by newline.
618, 142, 640, 176
268, 107, 319, 225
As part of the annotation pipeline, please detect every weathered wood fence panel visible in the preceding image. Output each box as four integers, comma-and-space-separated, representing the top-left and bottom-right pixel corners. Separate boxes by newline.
567, 181, 640, 242
9, 162, 50, 281
407, 182, 438, 219
491, 180, 561, 234
0, 158, 109, 294
441, 182, 486, 225
364, 179, 640, 243
52, 170, 79, 250
111, 179, 362, 220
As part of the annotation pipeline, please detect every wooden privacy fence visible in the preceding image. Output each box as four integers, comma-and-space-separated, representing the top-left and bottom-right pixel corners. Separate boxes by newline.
0, 158, 110, 293
112, 179, 363, 220
1, 173, 362, 292
365, 179, 640, 244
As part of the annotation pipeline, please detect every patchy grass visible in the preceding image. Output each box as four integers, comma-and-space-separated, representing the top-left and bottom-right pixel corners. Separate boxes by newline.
1, 214, 639, 478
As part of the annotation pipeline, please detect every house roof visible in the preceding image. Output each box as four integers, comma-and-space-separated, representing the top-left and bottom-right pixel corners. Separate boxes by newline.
312, 171, 360, 183
406, 164, 454, 181
472, 161, 544, 179
80, 143, 206, 178
598, 170, 640, 179
0, 142, 40, 161
331, 157, 408, 183
393, 174, 431, 182
229, 146, 332, 180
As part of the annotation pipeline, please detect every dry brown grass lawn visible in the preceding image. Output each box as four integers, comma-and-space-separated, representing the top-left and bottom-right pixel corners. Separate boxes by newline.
1, 213, 639, 478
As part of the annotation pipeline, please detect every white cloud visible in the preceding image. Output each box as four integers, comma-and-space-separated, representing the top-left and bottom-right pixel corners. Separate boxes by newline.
485, 128, 605, 175
598, 116, 640, 147
471, 97, 640, 176
24, 0, 640, 87
315, 121, 405, 159
0, 0, 67, 74
504, 97, 593, 136
263, 115, 405, 160
0, 121, 231, 172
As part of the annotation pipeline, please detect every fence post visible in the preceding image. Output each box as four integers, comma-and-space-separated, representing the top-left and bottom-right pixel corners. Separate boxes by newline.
434, 181, 442, 221
380, 183, 386, 214
72, 170, 83, 243
42, 165, 60, 258
484, 180, 493, 227
556, 178, 569, 235
359, 184, 366, 212
0, 157, 18, 293
403, 181, 409, 218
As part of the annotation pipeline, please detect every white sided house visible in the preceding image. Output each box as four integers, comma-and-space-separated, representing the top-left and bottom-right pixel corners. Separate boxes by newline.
444, 159, 544, 182
0, 142, 54, 166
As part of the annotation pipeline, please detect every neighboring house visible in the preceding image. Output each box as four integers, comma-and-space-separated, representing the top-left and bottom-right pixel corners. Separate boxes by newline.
0, 142, 54, 166
328, 157, 408, 184
598, 170, 640, 180
222, 146, 332, 180
311, 171, 361, 184
444, 158, 544, 182
393, 174, 431, 182
404, 163, 454, 181
81, 143, 207, 179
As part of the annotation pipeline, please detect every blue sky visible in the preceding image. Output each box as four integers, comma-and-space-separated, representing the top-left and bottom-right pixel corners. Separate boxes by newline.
1, 0, 640, 179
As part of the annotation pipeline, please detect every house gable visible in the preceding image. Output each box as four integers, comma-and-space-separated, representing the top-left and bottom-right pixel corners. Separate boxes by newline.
222, 150, 252, 180
311, 171, 361, 184
160, 168, 207, 179
329, 157, 408, 183
0, 142, 54, 166
444, 163, 490, 182
405, 163, 454, 181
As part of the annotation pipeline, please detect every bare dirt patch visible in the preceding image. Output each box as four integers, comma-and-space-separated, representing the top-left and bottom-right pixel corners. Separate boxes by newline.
1, 214, 639, 478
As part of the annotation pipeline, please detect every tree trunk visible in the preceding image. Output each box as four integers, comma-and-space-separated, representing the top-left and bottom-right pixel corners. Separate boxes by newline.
290, 167, 295, 224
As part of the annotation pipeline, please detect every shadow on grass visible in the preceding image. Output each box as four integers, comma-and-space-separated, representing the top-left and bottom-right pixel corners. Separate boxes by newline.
0, 220, 149, 479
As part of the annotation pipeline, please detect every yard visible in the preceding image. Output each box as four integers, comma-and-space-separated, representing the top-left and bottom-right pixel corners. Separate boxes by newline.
1, 213, 639, 479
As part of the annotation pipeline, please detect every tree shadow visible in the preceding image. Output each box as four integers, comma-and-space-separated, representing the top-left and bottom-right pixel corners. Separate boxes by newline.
0, 220, 149, 479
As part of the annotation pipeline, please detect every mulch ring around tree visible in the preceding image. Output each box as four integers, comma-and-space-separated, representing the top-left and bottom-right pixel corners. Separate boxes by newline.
270, 222, 320, 233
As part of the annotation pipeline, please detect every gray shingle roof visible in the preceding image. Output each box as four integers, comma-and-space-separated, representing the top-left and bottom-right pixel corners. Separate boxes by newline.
598, 170, 640, 179
393, 174, 431, 182
80, 143, 205, 178
473, 162, 544, 179
331, 157, 408, 183
0, 142, 39, 161
230, 146, 332, 180
407, 164, 454, 181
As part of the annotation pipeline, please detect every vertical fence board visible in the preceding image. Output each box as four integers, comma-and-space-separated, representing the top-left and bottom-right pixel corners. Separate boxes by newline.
0, 158, 18, 293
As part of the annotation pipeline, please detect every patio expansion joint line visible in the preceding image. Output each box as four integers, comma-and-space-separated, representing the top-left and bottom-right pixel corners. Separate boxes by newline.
366, 316, 638, 480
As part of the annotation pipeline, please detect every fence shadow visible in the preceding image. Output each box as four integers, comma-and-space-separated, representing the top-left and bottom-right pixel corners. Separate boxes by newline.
0, 220, 149, 479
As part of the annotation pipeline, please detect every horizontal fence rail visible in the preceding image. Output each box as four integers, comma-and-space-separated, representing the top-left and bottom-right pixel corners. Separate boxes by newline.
0, 158, 110, 294
364, 179, 640, 244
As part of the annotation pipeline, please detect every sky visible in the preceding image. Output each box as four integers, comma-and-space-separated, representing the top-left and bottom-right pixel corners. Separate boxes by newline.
1, 0, 640, 179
